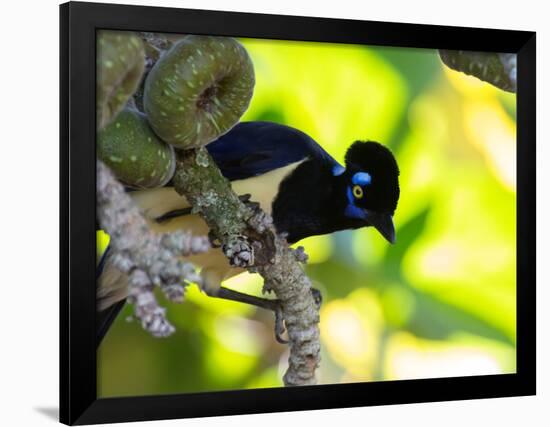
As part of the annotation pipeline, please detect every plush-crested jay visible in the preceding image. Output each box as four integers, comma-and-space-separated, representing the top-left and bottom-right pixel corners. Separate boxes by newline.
97, 121, 400, 343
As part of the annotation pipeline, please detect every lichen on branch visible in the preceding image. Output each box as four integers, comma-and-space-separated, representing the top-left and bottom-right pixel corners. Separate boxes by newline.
96, 160, 209, 337
173, 148, 321, 386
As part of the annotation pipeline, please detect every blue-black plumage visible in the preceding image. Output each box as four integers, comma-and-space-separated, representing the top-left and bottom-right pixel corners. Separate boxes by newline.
207, 121, 340, 180
97, 121, 400, 344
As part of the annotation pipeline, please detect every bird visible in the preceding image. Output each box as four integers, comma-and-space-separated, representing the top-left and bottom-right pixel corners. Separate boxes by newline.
97, 120, 400, 344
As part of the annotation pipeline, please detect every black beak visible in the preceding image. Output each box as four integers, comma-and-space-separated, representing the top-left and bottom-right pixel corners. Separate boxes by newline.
364, 210, 395, 244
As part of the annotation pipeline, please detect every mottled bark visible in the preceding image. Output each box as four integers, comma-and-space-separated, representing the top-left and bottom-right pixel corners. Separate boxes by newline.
173, 148, 321, 386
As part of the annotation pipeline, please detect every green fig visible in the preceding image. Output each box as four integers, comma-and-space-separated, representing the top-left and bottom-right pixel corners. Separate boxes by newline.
144, 35, 255, 148
97, 31, 145, 129
439, 50, 516, 93
98, 109, 176, 188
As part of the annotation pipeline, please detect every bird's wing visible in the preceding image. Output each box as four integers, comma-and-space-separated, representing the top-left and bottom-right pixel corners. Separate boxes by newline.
207, 121, 341, 181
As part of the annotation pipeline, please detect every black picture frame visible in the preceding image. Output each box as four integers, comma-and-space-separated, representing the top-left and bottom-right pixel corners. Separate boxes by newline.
60, 1, 536, 424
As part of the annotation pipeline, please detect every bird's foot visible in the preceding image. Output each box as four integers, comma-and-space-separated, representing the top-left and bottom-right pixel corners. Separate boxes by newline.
311, 287, 323, 309
238, 193, 261, 211
265, 289, 321, 343
206, 286, 321, 344
208, 230, 222, 248
240, 193, 274, 234
273, 302, 288, 344
208, 286, 288, 343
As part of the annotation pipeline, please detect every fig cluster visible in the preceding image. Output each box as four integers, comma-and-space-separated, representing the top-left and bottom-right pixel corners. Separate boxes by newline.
96, 31, 255, 189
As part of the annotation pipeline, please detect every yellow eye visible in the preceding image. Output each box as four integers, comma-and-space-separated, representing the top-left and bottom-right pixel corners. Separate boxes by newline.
352, 185, 363, 199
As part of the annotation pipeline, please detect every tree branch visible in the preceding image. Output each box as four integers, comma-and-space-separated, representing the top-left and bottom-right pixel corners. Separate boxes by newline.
98, 32, 321, 386
96, 160, 210, 336
173, 148, 321, 386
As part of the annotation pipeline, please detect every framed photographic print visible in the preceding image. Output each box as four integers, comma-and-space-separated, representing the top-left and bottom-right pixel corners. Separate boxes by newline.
60, 1, 536, 424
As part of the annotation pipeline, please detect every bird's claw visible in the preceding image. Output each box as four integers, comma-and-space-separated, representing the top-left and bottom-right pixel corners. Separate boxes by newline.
273, 302, 288, 344
311, 287, 323, 309
239, 193, 261, 212
267, 291, 320, 344
208, 230, 222, 248
238, 193, 252, 203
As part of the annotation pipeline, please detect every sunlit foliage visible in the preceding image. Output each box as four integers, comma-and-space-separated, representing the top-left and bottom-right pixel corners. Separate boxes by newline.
98, 39, 515, 396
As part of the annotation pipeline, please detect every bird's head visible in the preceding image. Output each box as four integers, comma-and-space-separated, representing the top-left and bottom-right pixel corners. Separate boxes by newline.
333, 141, 400, 243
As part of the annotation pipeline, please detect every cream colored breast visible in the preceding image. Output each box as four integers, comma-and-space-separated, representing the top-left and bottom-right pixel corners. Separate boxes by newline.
131, 159, 304, 220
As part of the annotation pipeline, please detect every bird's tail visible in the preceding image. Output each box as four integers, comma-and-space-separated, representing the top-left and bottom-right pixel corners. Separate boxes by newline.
96, 298, 126, 346
96, 246, 129, 347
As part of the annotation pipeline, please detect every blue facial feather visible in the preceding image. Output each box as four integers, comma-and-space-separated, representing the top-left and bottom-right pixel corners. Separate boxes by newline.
345, 172, 371, 220
346, 186, 354, 204
345, 203, 367, 220
352, 172, 371, 186
346, 186, 367, 220
332, 164, 346, 176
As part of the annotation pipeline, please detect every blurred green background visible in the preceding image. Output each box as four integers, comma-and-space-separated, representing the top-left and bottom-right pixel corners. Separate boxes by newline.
97, 37, 516, 397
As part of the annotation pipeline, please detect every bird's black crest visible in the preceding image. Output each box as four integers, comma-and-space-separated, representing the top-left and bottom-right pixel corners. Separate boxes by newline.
345, 141, 400, 214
